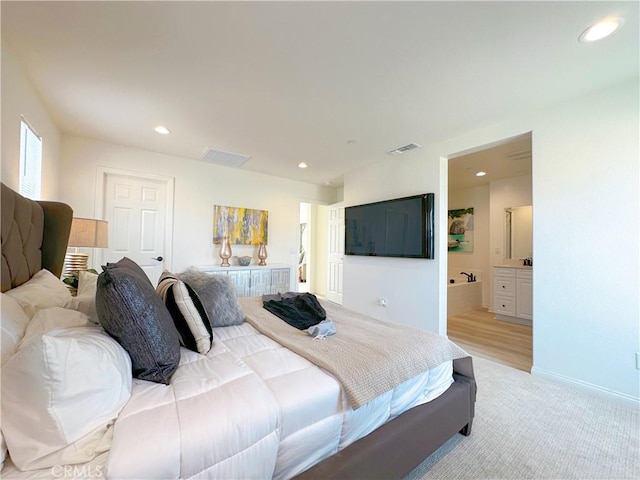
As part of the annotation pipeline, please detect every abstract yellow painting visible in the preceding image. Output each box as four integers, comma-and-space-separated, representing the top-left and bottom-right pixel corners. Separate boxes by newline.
213, 205, 268, 245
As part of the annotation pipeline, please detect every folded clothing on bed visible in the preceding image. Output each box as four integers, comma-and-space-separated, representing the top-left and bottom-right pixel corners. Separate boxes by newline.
307, 319, 336, 339
262, 292, 326, 330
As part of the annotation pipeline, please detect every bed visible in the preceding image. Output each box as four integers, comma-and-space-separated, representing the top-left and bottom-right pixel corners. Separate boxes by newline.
0, 182, 476, 479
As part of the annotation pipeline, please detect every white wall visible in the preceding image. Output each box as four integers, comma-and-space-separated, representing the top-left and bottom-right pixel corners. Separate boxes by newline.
448, 184, 490, 307
1, 42, 61, 199
343, 150, 442, 331
344, 79, 639, 401
59, 136, 336, 285
531, 80, 639, 401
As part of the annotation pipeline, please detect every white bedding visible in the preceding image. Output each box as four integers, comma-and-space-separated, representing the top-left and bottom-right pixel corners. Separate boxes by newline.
2, 322, 453, 480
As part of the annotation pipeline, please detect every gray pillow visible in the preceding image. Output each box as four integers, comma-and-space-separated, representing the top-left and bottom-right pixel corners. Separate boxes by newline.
96, 257, 180, 384
178, 270, 244, 327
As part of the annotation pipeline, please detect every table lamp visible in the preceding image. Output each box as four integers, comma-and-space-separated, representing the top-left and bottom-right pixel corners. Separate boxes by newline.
63, 217, 109, 277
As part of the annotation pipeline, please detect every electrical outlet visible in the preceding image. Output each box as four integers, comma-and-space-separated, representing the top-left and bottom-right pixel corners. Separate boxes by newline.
377, 297, 387, 307
636, 352, 640, 370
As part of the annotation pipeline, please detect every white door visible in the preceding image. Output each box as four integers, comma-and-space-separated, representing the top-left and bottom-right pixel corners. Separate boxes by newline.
327, 203, 344, 305
102, 173, 171, 284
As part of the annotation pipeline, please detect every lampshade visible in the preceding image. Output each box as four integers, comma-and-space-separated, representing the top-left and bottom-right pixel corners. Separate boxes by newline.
63, 218, 109, 285
68, 217, 109, 248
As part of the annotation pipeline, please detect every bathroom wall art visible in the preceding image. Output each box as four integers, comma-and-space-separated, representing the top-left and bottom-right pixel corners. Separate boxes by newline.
213, 205, 268, 245
448, 207, 474, 253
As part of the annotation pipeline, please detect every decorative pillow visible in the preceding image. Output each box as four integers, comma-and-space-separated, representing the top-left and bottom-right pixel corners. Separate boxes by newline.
96, 257, 180, 384
157, 270, 213, 355
178, 270, 245, 327
4, 269, 72, 319
1, 326, 132, 471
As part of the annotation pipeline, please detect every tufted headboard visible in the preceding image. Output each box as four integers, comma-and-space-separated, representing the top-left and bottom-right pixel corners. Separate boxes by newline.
1, 183, 73, 292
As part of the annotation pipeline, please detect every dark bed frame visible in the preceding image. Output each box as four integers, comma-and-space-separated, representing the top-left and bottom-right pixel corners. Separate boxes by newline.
296, 356, 476, 479
1, 182, 476, 479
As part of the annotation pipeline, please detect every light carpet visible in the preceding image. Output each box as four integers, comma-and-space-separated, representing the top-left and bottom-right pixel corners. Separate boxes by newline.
405, 356, 640, 480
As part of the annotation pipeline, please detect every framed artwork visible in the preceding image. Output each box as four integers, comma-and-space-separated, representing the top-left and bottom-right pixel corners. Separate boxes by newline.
213, 205, 268, 245
448, 207, 474, 253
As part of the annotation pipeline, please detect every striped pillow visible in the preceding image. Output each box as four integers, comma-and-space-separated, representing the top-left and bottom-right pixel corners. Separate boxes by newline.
157, 271, 213, 355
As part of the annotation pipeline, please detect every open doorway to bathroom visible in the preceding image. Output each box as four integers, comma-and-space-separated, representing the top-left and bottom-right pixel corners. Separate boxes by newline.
446, 133, 533, 372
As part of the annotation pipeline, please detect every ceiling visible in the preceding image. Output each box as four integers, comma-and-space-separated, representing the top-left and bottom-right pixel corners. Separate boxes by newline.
448, 133, 532, 191
2, 2, 637, 187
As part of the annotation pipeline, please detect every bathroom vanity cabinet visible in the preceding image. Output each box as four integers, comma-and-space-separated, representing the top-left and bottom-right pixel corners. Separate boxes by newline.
493, 266, 532, 325
199, 264, 291, 297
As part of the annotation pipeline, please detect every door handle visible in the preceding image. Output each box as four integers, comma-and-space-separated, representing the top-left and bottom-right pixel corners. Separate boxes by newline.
152, 256, 163, 262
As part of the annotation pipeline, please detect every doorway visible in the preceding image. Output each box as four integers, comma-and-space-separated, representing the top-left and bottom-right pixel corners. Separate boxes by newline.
297, 201, 343, 305
446, 133, 533, 371
298, 203, 311, 293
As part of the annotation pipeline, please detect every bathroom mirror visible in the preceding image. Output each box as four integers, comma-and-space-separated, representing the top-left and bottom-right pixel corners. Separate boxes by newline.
504, 205, 532, 259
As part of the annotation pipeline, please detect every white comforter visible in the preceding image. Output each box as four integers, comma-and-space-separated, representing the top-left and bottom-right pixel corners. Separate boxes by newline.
106, 323, 453, 480
2, 323, 453, 480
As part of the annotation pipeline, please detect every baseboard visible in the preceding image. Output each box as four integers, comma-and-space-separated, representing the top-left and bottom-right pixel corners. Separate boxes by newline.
531, 366, 640, 406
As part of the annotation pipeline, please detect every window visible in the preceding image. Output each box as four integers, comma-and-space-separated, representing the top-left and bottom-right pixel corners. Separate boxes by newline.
19, 119, 42, 199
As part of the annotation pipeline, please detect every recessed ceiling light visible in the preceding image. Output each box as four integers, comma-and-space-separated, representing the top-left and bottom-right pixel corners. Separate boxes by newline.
579, 17, 624, 43
154, 125, 170, 135
298, 162, 308, 169
347, 140, 357, 145
324, 181, 333, 186
476, 171, 487, 177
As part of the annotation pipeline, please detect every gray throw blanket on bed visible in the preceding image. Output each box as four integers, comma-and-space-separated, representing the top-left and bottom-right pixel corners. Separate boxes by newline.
239, 296, 468, 409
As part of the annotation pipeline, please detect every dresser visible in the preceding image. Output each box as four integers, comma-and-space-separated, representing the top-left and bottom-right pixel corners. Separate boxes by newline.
199, 264, 291, 297
493, 266, 532, 325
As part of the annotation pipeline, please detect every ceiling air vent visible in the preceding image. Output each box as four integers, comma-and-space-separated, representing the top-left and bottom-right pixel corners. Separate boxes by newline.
506, 150, 531, 161
387, 143, 422, 156
200, 148, 250, 167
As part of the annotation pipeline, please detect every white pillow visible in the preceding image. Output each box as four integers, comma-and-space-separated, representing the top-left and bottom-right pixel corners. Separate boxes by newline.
66, 271, 100, 323
66, 293, 100, 324
0, 436, 5, 471
1, 326, 132, 471
4, 269, 72, 319
0, 293, 31, 469
0, 294, 31, 366
22, 307, 93, 346
77, 270, 99, 296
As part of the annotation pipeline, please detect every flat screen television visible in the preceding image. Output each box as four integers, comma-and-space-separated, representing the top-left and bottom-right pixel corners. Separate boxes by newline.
345, 193, 434, 259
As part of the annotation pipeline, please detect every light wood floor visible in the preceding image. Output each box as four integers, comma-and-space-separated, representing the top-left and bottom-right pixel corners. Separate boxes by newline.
447, 308, 532, 372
